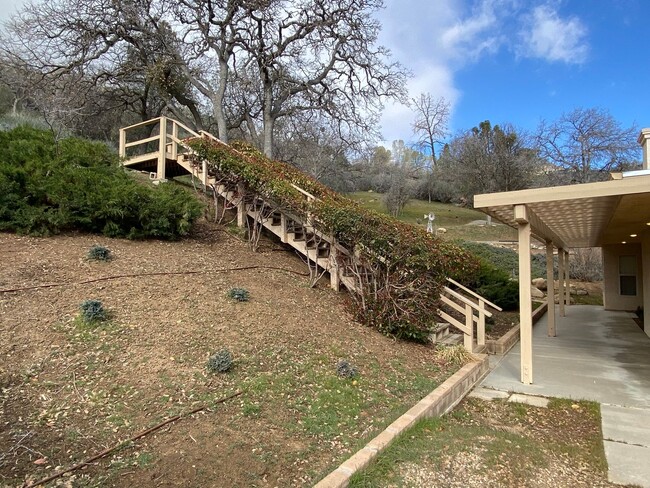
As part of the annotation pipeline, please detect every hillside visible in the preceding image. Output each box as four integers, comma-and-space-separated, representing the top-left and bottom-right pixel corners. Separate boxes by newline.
0, 222, 462, 487
348, 192, 517, 242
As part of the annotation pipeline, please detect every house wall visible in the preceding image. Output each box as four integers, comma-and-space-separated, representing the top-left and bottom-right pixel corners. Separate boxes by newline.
602, 243, 643, 312
642, 234, 650, 337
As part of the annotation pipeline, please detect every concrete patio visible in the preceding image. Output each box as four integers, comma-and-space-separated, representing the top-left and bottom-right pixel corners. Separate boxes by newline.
480, 305, 650, 487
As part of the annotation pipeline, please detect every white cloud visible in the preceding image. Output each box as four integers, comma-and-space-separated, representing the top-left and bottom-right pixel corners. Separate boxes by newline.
440, 0, 506, 62
375, 0, 589, 144
379, 63, 460, 144
518, 4, 588, 63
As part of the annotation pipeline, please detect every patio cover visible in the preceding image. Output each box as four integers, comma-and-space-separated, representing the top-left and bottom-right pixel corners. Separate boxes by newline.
474, 173, 650, 384
475, 175, 650, 249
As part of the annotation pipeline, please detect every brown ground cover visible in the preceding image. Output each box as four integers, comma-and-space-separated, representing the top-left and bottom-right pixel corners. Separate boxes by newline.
0, 222, 459, 487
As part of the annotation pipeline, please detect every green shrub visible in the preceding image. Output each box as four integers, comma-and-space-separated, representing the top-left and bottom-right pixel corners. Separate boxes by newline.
336, 360, 358, 379
207, 349, 233, 373
87, 245, 112, 261
227, 287, 250, 302
459, 241, 546, 279
472, 261, 520, 311
0, 126, 203, 239
79, 299, 107, 323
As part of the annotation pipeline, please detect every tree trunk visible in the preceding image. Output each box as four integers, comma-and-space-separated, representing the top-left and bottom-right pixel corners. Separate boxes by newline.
262, 84, 275, 158
213, 57, 229, 142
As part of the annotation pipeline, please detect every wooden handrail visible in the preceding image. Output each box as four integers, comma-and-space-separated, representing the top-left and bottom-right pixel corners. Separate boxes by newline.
199, 130, 219, 141
171, 119, 199, 138
442, 286, 493, 318
446, 277, 502, 311
124, 135, 160, 148
290, 183, 319, 202
120, 117, 163, 132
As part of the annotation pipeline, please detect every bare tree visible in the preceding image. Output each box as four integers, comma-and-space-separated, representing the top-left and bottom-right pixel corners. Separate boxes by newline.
239, 0, 408, 157
444, 121, 539, 202
410, 93, 450, 166
536, 107, 639, 183
1, 0, 405, 152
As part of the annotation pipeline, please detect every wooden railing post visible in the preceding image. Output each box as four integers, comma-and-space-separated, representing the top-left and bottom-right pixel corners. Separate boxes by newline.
477, 298, 486, 346
119, 128, 126, 159
157, 117, 167, 180
464, 303, 473, 352
171, 120, 178, 160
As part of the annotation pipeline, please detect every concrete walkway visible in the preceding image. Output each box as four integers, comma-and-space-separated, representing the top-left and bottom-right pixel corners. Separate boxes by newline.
480, 305, 650, 487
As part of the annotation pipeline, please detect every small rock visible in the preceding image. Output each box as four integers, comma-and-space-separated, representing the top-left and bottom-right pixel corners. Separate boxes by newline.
437, 227, 447, 234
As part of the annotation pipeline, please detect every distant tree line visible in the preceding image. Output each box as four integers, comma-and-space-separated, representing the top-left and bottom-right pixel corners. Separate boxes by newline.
350, 105, 640, 215
0, 0, 640, 212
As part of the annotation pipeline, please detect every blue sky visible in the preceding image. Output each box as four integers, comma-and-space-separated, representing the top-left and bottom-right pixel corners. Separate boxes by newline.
1, 0, 648, 150
377, 0, 650, 146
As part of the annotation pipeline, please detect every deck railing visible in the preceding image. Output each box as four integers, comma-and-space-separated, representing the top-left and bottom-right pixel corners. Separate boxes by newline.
119, 116, 497, 353
439, 277, 502, 351
119, 117, 200, 179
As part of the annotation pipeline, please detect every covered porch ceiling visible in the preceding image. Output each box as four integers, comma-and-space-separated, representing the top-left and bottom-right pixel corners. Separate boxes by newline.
474, 174, 650, 249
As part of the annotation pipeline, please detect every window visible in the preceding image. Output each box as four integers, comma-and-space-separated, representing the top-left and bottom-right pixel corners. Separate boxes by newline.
619, 255, 637, 296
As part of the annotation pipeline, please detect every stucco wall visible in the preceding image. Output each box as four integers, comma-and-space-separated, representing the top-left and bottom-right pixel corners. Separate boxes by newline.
602, 243, 643, 312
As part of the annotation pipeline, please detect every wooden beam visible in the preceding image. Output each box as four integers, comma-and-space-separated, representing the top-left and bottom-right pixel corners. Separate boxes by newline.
474, 174, 650, 208
514, 204, 528, 224
119, 129, 126, 158
519, 219, 533, 384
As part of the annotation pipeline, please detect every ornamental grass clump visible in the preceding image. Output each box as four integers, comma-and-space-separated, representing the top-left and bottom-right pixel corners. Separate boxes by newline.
207, 349, 233, 373
227, 287, 250, 302
87, 244, 112, 261
435, 344, 475, 366
79, 299, 107, 324
336, 360, 359, 379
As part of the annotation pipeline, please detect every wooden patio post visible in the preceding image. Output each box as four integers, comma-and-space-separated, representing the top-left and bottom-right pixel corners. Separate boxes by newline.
564, 250, 571, 308
515, 205, 533, 384
546, 241, 556, 337
558, 247, 566, 317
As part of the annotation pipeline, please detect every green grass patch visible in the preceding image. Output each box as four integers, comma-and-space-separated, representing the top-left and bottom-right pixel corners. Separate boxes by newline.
348, 191, 517, 241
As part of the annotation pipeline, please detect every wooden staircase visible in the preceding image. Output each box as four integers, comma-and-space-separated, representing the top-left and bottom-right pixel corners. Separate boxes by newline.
119, 116, 500, 353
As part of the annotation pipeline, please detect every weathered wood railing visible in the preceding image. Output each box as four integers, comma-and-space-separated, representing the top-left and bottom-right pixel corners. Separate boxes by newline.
439, 277, 502, 351
119, 116, 200, 180
119, 116, 496, 353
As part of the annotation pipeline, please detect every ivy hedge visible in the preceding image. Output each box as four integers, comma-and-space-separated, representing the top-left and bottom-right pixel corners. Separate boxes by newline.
188, 138, 480, 341
0, 126, 203, 239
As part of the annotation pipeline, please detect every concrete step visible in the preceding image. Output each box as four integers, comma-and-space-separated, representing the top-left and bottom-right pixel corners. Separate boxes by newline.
437, 333, 463, 346
429, 323, 451, 342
